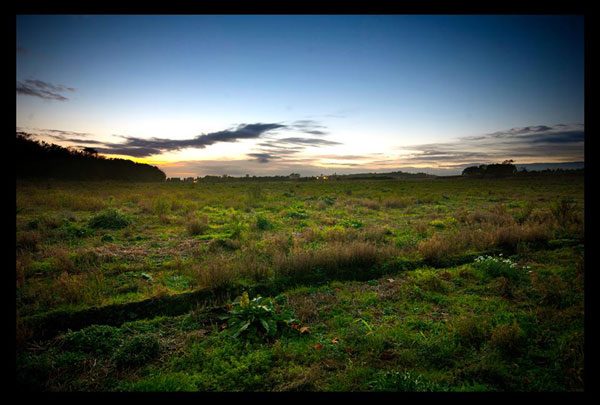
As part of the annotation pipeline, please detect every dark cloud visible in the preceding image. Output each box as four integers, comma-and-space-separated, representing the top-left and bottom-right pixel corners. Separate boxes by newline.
17, 79, 76, 101
529, 130, 584, 144
401, 124, 584, 165
23, 120, 340, 162
96, 123, 286, 157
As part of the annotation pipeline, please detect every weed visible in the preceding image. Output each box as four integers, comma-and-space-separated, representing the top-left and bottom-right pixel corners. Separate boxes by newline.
222, 292, 297, 341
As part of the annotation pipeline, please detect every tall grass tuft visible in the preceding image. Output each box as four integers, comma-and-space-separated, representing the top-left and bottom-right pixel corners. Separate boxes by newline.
274, 241, 392, 283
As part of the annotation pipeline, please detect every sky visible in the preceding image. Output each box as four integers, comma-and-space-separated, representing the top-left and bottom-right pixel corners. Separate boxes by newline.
16, 15, 584, 177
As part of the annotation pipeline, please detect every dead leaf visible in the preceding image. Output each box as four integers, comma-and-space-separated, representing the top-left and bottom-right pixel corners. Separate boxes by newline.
331, 337, 339, 344
387, 278, 395, 283
313, 343, 323, 350
299, 326, 310, 334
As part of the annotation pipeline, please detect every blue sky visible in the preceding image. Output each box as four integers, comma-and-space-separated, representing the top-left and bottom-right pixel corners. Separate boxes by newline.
16, 15, 584, 177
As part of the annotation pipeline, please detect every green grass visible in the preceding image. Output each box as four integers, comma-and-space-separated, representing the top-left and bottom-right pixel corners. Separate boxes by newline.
15, 175, 584, 391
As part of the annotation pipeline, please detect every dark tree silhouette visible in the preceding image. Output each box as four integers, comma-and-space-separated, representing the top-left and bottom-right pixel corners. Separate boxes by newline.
16, 133, 166, 182
462, 161, 517, 178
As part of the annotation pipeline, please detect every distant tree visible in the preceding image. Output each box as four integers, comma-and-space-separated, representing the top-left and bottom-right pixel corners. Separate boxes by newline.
82, 147, 99, 157
462, 161, 517, 178
462, 165, 486, 177
16, 133, 166, 182
486, 162, 517, 177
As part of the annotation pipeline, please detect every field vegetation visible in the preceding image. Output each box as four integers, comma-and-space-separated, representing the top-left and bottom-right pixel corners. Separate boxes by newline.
16, 173, 584, 391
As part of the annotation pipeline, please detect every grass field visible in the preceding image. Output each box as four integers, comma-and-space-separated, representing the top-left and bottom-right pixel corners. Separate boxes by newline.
16, 174, 584, 391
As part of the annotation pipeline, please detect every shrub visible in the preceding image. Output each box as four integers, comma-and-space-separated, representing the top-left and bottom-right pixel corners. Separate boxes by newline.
113, 335, 161, 368
88, 209, 131, 230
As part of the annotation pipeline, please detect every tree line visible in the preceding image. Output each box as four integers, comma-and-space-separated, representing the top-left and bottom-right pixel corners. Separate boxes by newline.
16, 132, 166, 182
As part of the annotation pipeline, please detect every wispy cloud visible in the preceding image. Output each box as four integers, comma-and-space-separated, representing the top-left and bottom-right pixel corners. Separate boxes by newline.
247, 139, 341, 163
16, 79, 76, 101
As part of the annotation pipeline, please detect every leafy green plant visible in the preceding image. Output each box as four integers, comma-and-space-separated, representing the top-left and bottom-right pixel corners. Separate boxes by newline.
222, 292, 297, 340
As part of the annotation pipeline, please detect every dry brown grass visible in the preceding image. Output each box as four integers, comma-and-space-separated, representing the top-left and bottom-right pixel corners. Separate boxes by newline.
191, 254, 238, 289
359, 199, 381, 210
383, 197, 411, 209
489, 223, 553, 249
56, 272, 87, 304
466, 205, 515, 227
46, 247, 75, 274
186, 213, 210, 236
417, 232, 466, 266
274, 241, 395, 281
